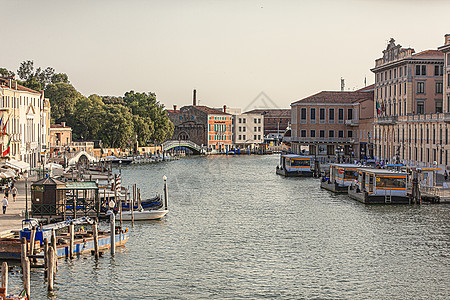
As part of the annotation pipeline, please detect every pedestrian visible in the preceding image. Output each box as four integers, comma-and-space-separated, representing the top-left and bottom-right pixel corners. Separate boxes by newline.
12, 186, 17, 202
5, 188, 9, 199
445, 170, 448, 181
2, 195, 8, 214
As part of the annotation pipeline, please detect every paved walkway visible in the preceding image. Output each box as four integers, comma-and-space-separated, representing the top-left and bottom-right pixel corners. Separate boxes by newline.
0, 174, 38, 235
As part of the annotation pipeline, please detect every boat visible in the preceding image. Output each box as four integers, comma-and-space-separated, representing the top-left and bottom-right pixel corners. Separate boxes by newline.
320, 164, 359, 193
348, 168, 410, 204
0, 217, 129, 260
101, 156, 133, 164
120, 209, 168, 221
121, 195, 162, 210
276, 154, 313, 177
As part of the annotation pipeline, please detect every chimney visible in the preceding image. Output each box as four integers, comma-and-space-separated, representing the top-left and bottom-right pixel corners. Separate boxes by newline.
173, 105, 177, 111
193, 89, 197, 106
61, 122, 66, 127
223, 105, 227, 113
445, 34, 450, 46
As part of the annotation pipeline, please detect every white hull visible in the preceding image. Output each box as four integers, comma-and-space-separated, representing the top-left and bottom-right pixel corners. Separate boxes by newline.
120, 210, 168, 221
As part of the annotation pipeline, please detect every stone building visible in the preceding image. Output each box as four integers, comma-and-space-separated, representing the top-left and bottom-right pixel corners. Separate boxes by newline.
168, 90, 232, 152
49, 122, 72, 147
244, 109, 290, 138
290, 86, 374, 159
371, 37, 449, 169
0, 77, 51, 168
232, 112, 264, 149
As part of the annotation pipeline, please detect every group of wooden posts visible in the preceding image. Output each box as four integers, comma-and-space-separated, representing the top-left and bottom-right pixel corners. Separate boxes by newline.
112, 179, 143, 227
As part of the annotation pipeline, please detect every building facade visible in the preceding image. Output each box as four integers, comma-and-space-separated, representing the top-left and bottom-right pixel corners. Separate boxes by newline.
232, 113, 264, 149
168, 99, 232, 154
244, 109, 290, 138
0, 77, 50, 168
371, 38, 449, 169
290, 87, 374, 160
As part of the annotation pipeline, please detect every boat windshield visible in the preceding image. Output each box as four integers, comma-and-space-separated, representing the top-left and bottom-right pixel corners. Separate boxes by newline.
290, 159, 310, 167
376, 176, 406, 188
344, 170, 358, 179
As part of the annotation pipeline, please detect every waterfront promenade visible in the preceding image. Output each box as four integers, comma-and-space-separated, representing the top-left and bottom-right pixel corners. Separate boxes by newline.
0, 174, 36, 235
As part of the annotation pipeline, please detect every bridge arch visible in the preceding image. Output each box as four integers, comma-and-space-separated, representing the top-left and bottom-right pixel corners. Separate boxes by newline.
162, 140, 203, 154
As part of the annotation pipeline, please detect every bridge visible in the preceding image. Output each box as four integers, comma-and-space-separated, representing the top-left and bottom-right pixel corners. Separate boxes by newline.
67, 151, 98, 167
162, 140, 203, 154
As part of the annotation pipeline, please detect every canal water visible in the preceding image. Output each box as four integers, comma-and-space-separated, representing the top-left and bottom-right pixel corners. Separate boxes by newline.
8, 155, 450, 299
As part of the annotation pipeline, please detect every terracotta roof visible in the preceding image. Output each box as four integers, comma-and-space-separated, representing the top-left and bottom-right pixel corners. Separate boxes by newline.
413, 50, 443, 57
192, 105, 230, 115
166, 109, 180, 114
0, 77, 41, 95
50, 124, 72, 129
244, 109, 291, 117
292, 90, 373, 105
356, 84, 375, 92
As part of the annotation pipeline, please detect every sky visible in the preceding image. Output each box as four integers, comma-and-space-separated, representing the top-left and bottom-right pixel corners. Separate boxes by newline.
1, 0, 449, 111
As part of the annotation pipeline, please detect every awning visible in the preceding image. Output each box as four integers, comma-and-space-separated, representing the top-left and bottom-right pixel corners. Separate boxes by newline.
5, 159, 30, 173
0, 168, 16, 178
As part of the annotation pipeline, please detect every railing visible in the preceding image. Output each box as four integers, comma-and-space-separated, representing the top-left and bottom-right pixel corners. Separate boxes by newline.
376, 116, 398, 125
291, 137, 356, 143
162, 140, 202, 152
420, 186, 450, 198
345, 119, 359, 126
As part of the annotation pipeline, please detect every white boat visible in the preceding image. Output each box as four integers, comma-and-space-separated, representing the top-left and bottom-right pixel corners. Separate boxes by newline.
120, 209, 168, 221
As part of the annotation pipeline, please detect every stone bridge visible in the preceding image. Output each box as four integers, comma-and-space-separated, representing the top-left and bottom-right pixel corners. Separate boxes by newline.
162, 140, 203, 154
67, 150, 98, 167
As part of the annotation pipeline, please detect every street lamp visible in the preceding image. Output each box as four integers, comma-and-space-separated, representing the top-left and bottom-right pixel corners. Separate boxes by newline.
24, 171, 29, 219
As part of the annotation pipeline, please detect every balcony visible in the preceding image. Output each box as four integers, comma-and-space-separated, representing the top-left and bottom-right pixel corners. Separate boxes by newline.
443, 112, 450, 124
344, 119, 359, 126
376, 116, 398, 125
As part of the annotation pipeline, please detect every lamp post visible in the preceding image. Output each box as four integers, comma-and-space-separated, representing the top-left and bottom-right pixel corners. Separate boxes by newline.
24, 171, 29, 219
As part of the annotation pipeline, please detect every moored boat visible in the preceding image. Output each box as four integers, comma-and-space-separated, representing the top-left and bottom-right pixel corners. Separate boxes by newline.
348, 168, 410, 204
320, 164, 359, 193
120, 209, 168, 221
276, 154, 313, 177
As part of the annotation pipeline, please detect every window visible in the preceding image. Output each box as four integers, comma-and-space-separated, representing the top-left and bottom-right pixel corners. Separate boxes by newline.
301, 108, 307, 122
243, 118, 246, 123
254, 135, 257, 140
417, 101, 425, 114
301, 130, 306, 137
348, 131, 353, 138
338, 108, 344, 123
310, 108, 316, 123
238, 126, 241, 132
435, 100, 443, 113
329, 130, 334, 138
436, 82, 443, 94
319, 130, 325, 138
415, 65, 427, 76
434, 65, 443, 76
319, 108, 325, 123
347, 108, 353, 120
243, 127, 246, 132
394, 69, 397, 78
389, 70, 392, 80
238, 135, 241, 140
329, 108, 335, 123
310, 130, 316, 138
258, 119, 261, 123
338, 130, 344, 138
399, 67, 402, 77
243, 135, 246, 140
399, 83, 402, 95
381, 73, 384, 81
258, 135, 261, 140
258, 127, 261, 132
254, 127, 257, 132
417, 82, 425, 94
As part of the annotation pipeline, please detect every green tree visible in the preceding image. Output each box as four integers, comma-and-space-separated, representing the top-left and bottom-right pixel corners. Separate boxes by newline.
69, 94, 105, 141
98, 104, 134, 148
0, 68, 14, 77
51, 73, 70, 84
45, 83, 83, 123
17, 60, 34, 80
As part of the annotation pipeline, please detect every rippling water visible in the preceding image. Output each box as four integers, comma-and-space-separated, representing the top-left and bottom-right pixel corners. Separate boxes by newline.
7, 155, 450, 299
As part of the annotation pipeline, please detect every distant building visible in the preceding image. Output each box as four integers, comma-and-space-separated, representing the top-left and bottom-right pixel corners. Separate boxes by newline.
290, 86, 374, 159
50, 122, 72, 147
244, 109, 290, 138
168, 90, 233, 152
232, 112, 264, 149
0, 77, 51, 168
371, 38, 448, 168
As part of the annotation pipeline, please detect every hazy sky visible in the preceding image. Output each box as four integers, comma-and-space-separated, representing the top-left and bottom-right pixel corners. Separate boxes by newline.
1, 0, 449, 110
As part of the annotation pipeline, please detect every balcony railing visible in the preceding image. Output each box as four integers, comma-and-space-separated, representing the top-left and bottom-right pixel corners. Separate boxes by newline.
344, 119, 359, 126
291, 137, 356, 144
376, 116, 398, 125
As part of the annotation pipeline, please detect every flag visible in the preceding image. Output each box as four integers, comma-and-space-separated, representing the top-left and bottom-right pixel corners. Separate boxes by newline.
2, 137, 11, 157
376, 101, 382, 115
2, 115, 9, 135
0, 115, 3, 129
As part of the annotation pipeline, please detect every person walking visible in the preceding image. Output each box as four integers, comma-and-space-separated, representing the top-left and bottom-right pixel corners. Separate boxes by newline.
2, 195, 8, 214
445, 170, 448, 182
12, 186, 17, 202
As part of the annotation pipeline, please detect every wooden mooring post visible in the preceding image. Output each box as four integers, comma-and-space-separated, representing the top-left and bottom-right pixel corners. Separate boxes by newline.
43, 238, 49, 277
93, 221, 99, 259
163, 176, 168, 210
29, 227, 36, 258
23, 257, 30, 300
131, 186, 135, 226
110, 213, 116, 256
69, 221, 74, 258
47, 247, 56, 291
1, 261, 8, 296
20, 237, 27, 272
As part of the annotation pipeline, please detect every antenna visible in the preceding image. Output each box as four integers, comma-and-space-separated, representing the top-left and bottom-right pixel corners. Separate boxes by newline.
340, 77, 345, 91
364, 76, 367, 87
